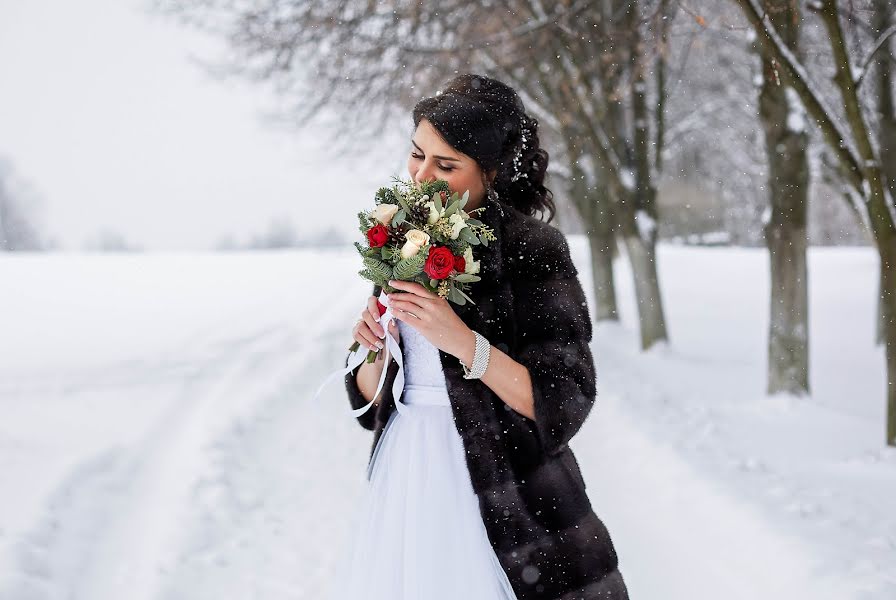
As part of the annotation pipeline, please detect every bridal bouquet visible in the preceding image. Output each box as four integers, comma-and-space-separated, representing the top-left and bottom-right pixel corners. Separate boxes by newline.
348, 176, 496, 362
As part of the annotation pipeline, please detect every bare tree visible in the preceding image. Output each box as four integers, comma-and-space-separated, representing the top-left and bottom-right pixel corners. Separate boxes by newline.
754, 0, 811, 396
157, 0, 674, 349
733, 0, 896, 445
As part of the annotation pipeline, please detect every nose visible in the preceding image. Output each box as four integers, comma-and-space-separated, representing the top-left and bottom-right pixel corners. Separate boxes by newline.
413, 163, 437, 186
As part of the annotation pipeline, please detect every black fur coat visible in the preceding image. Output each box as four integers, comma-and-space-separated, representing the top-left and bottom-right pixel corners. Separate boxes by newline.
344, 195, 629, 599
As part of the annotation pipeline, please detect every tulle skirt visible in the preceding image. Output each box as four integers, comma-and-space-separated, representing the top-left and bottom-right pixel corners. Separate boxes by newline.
334, 384, 519, 600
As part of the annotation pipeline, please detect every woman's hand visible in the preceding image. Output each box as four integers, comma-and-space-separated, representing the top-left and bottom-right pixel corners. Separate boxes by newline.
386, 279, 474, 362
351, 295, 400, 356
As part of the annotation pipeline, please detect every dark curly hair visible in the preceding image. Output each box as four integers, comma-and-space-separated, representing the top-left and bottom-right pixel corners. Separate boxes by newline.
412, 73, 555, 223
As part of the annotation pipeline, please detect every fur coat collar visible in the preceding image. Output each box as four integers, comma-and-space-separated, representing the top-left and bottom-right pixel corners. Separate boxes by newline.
344, 194, 629, 599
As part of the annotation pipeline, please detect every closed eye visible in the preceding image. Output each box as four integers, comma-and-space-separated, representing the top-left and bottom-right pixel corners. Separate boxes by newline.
411, 153, 454, 172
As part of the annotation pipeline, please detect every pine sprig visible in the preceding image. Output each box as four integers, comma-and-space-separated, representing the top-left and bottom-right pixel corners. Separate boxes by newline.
393, 247, 428, 279
363, 256, 393, 282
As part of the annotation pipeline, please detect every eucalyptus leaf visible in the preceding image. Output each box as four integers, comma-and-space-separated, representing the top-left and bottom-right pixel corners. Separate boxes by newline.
447, 285, 466, 305
456, 287, 476, 305
459, 228, 480, 245
443, 200, 459, 218
453, 273, 481, 283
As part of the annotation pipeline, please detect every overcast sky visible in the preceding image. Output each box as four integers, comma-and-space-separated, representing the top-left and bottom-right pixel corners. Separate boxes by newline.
0, 0, 410, 250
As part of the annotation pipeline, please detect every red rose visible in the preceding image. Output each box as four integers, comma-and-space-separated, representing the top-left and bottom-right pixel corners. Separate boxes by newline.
366, 224, 389, 248
424, 245, 455, 280
453, 254, 466, 273
376, 299, 387, 316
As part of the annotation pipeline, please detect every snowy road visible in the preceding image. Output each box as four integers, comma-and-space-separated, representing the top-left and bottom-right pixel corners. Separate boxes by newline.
0, 248, 891, 599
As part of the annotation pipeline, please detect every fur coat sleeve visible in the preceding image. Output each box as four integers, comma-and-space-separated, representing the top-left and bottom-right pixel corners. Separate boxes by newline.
509, 223, 596, 457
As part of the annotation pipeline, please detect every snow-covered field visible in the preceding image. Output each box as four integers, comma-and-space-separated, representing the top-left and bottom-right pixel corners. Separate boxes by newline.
0, 243, 892, 600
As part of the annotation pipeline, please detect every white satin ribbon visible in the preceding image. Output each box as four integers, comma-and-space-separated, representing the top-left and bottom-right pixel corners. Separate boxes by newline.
311, 291, 407, 417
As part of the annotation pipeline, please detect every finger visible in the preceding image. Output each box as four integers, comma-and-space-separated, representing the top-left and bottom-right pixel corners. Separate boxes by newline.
366, 297, 386, 337
361, 308, 386, 342
389, 299, 427, 320
388, 279, 439, 299
354, 323, 384, 352
387, 292, 432, 310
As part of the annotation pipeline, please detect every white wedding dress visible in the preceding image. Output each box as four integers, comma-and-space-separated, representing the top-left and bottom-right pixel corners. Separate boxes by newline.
334, 318, 519, 600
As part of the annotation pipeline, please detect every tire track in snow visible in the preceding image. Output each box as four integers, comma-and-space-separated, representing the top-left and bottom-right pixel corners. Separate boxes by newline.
153, 305, 371, 600
0, 325, 300, 600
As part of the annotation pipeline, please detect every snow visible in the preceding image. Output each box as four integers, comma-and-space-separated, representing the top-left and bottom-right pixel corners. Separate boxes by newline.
785, 86, 807, 134
634, 209, 657, 243
0, 244, 893, 599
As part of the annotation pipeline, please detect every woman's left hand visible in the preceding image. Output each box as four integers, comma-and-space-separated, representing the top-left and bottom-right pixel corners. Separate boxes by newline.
385, 279, 473, 360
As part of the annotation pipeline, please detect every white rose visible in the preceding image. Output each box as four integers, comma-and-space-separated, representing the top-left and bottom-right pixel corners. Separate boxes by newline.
448, 213, 466, 240
372, 203, 400, 225
424, 201, 440, 225
463, 246, 480, 274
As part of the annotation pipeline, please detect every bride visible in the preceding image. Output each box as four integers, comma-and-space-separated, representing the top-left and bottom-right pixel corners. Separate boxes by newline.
339, 73, 628, 600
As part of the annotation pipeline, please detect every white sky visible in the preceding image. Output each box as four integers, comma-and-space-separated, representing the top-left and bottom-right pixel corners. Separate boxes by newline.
0, 0, 410, 250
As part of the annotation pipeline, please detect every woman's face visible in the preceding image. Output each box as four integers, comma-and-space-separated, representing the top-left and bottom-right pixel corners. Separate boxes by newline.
407, 119, 495, 211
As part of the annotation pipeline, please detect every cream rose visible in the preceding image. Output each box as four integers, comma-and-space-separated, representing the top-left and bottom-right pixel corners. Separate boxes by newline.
405, 229, 431, 247
372, 203, 399, 225
400, 240, 422, 258
400, 229, 431, 259
463, 246, 480, 274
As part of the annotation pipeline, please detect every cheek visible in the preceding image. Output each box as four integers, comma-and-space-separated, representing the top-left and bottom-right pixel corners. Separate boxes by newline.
452, 172, 479, 195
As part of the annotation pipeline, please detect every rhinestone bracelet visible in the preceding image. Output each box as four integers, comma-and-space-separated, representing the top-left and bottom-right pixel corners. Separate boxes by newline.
461, 330, 491, 380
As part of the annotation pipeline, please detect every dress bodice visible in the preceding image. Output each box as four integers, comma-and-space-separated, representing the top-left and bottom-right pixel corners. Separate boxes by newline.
397, 319, 448, 391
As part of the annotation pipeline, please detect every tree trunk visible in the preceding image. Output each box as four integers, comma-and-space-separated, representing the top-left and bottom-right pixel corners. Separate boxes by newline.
758, 0, 811, 395
575, 165, 619, 321
881, 235, 896, 446
618, 0, 668, 350
874, 0, 895, 345
619, 226, 668, 349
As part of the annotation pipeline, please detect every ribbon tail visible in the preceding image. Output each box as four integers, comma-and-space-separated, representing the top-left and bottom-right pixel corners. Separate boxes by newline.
313, 304, 406, 419
311, 343, 368, 405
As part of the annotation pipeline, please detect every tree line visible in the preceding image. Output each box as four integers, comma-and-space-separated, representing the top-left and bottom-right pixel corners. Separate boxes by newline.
159, 0, 895, 445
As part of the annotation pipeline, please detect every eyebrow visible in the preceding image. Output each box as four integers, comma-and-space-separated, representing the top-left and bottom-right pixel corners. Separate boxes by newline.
411, 140, 461, 162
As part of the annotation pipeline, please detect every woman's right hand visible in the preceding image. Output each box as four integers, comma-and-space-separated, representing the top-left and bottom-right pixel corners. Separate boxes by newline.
352, 295, 400, 357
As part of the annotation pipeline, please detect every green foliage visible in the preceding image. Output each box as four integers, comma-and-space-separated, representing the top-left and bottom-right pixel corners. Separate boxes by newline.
363, 256, 393, 282
374, 187, 398, 205
393, 249, 427, 279
357, 210, 372, 234
359, 268, 387, 288
459, 228, 480, 245
447, 284, 466, 305
445, 237, 467, 255
353, 241, 381, 258
442, 199, 460, 218
420, 179, 450, 198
